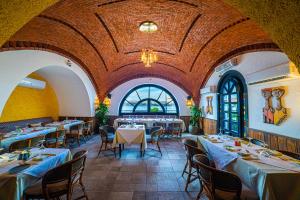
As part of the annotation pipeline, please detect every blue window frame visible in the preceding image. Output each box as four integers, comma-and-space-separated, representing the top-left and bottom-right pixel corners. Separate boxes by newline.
119, 84, 179, 115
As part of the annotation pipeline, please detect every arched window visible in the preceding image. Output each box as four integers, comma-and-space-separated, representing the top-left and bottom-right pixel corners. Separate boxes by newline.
217, 71, 248, 137
119, 84, 179, 115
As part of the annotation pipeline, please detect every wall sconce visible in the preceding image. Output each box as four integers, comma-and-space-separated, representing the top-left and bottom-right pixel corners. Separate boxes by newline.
103, 93, 112, 107
94, 96, 100, 109
186, 96, 193, 108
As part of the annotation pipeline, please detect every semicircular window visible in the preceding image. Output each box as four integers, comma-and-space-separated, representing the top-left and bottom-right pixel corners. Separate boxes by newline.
119, 84, 179, 115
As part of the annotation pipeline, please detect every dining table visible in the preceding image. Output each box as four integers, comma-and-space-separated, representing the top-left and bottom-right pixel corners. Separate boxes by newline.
0, 147, 72, 200
198, 135, 300, 200
0, 120, 84, 150
113, 117, 186, 131
113, 124, 147, 157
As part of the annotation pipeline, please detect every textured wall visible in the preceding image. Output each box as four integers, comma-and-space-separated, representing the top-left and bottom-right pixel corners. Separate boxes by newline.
0, 0, 58, 46
224, 0, 300, 68
0, 73, 59, 122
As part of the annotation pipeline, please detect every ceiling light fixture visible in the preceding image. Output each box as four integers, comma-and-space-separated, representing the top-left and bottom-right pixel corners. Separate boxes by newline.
139, 21, 158, 68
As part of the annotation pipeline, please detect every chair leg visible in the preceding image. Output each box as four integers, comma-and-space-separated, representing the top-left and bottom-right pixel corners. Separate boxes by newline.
105, 142, 108, 150
98, 141, 103, 157
156, 141, 162, 156
182, 160, 188, 177
77, 137, 80, 147
185, 161, 192, 191
79, 179, 89, 200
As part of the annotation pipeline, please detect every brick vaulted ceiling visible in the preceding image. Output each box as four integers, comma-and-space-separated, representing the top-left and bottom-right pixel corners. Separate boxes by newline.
2, 0, 279, 100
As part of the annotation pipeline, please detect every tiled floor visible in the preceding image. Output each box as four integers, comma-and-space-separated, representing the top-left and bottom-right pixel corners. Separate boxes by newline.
71, 134, 209, 200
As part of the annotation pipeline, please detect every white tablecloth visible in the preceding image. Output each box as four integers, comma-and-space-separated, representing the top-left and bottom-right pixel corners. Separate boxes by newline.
0, 120, 84, 149
0, 148, 72, 200
113, 125, 147, 150
198, 135, 300, 200
113, 118, 186, 131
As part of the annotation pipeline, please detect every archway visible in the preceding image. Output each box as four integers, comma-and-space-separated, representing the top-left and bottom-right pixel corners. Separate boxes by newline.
0, 50, 97, 117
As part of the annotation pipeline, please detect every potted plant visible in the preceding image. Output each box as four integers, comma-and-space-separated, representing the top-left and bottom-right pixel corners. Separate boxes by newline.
189, 106, 202, 135
94, 102, 109, 133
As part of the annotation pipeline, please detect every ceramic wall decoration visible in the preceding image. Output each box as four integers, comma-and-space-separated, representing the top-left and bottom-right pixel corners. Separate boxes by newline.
206, 96, 213, 115
261, 87, 287, 125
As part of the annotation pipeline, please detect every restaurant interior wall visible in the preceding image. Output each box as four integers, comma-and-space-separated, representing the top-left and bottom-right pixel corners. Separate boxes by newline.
108, 77, 191, 117
201, 51, 300, 139
0, 73, 59, 122
0, 50, 97, 118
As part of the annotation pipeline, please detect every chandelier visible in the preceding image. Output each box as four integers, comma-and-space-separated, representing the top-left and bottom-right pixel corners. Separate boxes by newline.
139, 21, 158, 67
140, 49, 158, 68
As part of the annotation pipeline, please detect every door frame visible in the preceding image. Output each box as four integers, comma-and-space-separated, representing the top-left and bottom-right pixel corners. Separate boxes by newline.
217, 70, 248, 137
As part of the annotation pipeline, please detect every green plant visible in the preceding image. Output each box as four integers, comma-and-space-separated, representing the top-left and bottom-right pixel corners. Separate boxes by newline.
95, 102, 109, 126
189, 106, 202, 127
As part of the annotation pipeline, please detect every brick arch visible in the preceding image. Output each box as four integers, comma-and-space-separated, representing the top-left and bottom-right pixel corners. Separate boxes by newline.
0, 0, 299, 102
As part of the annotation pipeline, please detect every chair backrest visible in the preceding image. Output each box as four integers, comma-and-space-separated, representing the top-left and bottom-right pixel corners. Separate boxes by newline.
102, 125, 115, 134
149, 126, 161, 134
99, 127, 108, 139
153, 122, 166, 129
41, 150, 88, 199
150, 127, 164, 141
279, 150, 300, 160
183, 139, 204, 161
168, 123, 181, 128
250, 138, 268, 147
193, 154, 242, 197
9, 139, 30, 152
29, 135, 45, 147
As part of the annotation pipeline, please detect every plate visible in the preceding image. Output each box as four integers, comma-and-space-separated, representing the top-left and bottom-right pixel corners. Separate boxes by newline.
242, 155, 259, 160
265, 150, 283, 156
238, 152, 251, 157
224, 145, 239, 152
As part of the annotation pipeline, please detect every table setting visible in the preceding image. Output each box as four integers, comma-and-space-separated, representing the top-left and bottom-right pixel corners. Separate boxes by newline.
113, 117, 186, 130
198, 134, 300, 200
0, 147, 71, 200
0, 120, 84, 150
113, 124, 147, 157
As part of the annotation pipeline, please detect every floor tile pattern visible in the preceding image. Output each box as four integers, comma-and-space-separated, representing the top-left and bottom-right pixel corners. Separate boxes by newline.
71, 135, 208, 200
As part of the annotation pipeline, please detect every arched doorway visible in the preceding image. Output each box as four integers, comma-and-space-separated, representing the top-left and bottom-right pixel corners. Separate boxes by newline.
217, 70, 248, 137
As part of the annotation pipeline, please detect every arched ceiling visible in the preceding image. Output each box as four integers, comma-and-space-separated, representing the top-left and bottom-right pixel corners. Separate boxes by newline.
1, 0, 284, 100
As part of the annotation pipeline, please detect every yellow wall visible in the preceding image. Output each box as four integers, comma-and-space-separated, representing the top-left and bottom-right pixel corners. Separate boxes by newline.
0, 73, 59, 122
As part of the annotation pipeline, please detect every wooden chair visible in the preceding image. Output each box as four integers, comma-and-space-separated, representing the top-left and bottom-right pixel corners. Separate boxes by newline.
146, 127, 164, 156
9, 139, 30, 152
98, 127, 116, 157
182, 138, 206, 191
65, 124, 86, 147
82, 121, 93, 138
24, 150, 88, 200
193, 154, 243, 200
168, 123, 182, 137
278, 150, 300, 160
153, 122, 167, 137
45, 127, 66, 148
250, 138, 268, 147
29, 135, 46, 148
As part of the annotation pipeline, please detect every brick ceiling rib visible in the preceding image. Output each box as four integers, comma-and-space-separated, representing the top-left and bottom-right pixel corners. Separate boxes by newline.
3, 0, 275, 98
